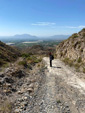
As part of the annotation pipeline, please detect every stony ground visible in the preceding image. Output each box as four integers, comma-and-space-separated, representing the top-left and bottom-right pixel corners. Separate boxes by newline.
0, 57, 85, 113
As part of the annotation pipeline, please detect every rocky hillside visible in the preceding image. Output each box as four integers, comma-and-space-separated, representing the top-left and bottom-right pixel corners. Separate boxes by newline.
0, 41, 20, 66
56, 28, 85, 72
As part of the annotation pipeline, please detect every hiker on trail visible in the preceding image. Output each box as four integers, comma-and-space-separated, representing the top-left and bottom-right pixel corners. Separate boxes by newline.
49, 52, 54, 67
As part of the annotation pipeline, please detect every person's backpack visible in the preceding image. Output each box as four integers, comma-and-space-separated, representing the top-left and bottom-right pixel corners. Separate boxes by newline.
52, 55, 54, 60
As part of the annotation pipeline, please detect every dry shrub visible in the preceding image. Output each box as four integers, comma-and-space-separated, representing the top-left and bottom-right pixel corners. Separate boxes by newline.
0, 100, 13, 113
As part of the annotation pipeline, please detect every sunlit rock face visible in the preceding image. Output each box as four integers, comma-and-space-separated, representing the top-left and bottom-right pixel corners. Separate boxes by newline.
56, 28, 85, 72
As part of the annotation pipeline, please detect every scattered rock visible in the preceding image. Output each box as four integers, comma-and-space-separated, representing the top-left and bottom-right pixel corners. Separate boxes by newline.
0, 78, 4, 85
4, 77, 14, 83
3, 89, 11, 93
12, 88, 17, 92
14, 108, 22, 113
12, 70, 26, 78
23, 96, 28, 100
18, 90, 24, 94
0, 74, 4, 77
27, 88, 33, 93
28, 83, 34, 88
5, 83, 12, 87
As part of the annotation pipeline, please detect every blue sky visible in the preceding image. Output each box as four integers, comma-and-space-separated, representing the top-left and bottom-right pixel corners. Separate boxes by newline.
0, 0, 85, 36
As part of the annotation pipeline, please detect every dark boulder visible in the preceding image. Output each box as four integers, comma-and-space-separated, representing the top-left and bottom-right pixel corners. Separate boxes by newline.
0, 74, 4, 78
12, 70, 25, 78
4, 77, 14, 83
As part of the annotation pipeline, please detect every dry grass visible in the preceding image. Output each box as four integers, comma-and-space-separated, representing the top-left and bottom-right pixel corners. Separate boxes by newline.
0, 100, 13, 113
63, 58, 74, 67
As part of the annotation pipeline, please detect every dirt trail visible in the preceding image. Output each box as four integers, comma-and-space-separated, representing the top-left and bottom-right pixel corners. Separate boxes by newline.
42, 57, 85, 113
28, 57, 85, 113
44, 72, 58, 113
43, 57, 85, 94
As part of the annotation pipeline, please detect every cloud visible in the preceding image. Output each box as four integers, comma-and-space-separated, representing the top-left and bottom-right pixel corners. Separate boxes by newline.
31, 23, 85, 29
65, 26, 85, 29
31, 22, 56, 26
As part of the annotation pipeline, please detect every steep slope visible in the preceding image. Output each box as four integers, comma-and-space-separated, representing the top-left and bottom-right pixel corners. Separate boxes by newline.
56, 29, 85, 72
0, 41, 20, 66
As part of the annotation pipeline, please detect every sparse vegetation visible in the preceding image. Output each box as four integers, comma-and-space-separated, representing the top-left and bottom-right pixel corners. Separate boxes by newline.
74, 63, 80, 70
0, 59, 6, 66
83, 68, 85, 73
0, 101, 13, 113
19, 54, 42, 69
0, 41, 20, 67
18, 60, 27, 66
77, 57, 82, 63
83, 32, 85, 37
63, 58, 74, 67
22, 53, 32, 58
56, 29, 85, 73
80, 48, 83, 52
82, 28, 85, 32
57, 100, 61, 103
72, 33, 78, 38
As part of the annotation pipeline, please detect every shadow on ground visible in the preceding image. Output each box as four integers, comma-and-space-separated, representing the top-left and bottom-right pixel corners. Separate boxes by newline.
52, 66, 62, 68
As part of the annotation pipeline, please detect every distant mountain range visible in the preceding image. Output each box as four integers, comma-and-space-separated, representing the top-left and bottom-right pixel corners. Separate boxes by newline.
0, 34, 70, 42
0, 34, 38, 43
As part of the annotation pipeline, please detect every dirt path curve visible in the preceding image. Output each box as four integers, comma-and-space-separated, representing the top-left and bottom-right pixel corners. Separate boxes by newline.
43, 57, 85, 95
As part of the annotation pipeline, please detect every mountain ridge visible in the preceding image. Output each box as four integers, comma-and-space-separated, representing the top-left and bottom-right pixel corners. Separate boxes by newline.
0, 34, 70, 42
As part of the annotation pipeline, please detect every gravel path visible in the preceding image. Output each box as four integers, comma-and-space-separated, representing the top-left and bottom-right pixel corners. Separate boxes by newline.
10, 57, 85, 113
43, 57, 85, 94
43, 57, 85, 113
44, 72, 58, 113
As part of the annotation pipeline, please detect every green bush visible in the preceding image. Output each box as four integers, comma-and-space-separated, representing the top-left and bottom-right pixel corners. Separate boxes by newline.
77, 57, 82, 63
18, 61, 27, 66
27, 56, 33, 60
80, 48, 83, 52
83, 68, 85, 73
74, 63, 80, 70
27, 64, 32, 69
22, 53, 30, 58
57, 100, 61, 103
33, 58, 42, 63
18, 61, 32, 69
27, 55, 42, 64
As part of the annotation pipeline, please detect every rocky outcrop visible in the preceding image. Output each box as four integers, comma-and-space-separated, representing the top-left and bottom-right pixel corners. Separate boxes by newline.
0, 68, 27, 96
56, 28, 85, 72
0, 60, 45, 113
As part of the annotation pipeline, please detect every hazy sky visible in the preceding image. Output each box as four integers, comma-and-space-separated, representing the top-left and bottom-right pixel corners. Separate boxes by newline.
0, 0, 85, 36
